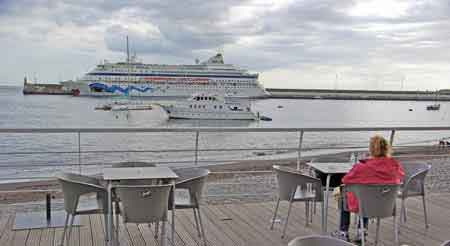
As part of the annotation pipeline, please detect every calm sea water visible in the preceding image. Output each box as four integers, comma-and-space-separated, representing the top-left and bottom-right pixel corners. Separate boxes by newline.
1, 85, 449, 181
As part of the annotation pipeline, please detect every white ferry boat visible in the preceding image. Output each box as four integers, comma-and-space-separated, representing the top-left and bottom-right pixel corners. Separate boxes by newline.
159, 94, 257, 120
63, 53, 268, 98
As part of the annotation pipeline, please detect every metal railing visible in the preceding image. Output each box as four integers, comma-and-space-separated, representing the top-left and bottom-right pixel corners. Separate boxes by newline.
0, 126, 449, 179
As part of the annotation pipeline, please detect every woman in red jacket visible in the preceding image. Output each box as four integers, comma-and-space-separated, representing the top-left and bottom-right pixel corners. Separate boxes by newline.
333, 135, 404, 242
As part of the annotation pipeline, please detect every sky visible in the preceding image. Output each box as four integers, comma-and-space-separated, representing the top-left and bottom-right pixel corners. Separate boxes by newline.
0, 0, 449, 90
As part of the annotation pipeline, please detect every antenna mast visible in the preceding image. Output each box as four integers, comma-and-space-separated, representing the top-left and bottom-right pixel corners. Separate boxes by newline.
126, 36, 130, 63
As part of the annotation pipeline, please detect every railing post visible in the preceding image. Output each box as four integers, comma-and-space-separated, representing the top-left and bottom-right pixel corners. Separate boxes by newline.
78, 131, 81, 174
389, 130, 396, 146
194, 131, 199, 165
297, 130, 304, 170
46, 193, 51, 222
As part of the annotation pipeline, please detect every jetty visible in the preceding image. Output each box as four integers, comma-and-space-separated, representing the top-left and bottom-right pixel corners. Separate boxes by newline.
22, 77, 70, 95
266, 88, 450, 101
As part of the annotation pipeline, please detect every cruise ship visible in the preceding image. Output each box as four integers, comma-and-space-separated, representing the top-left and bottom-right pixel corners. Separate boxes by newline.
63, 53, 268, 98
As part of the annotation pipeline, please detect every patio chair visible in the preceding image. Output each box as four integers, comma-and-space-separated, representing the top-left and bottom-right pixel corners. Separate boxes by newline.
271, 165, 324, 238
398, 162, 431, 228
288, 235, 357, 246
345, 184, 400, 246
115, 184, 172, 246
57, 172, 109, 246
169, 168, 210, 246
441, 240, 450, 246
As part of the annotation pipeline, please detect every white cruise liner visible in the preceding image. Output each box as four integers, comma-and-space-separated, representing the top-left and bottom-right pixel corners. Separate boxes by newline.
158, 94, 257, 120
63, 53, 268, 98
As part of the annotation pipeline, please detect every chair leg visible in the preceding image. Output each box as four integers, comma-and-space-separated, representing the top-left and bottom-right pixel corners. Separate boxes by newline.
270, 198, 280, 230
305, 201, 309, 226
196, 207, 208, 246
160, 220, 166, 246
282, 200, 293, 239
155, 221, 159, 239
400, 199, 406, 223
360, 216, 365, 246
59, 213, 70, 246
193, 208, 201, 237
394, 215, 399, 245
67, 214, 76, 243
375, 218, 380, 246
422, 194, 429, 229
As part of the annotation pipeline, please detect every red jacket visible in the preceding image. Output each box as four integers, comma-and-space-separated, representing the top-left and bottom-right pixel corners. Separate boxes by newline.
342, 157, 404, 212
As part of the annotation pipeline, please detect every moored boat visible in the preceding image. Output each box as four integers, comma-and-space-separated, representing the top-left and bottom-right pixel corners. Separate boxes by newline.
158, 94, 257, 120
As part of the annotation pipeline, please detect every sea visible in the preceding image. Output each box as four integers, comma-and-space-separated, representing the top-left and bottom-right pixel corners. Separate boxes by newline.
1, 85, 450, 182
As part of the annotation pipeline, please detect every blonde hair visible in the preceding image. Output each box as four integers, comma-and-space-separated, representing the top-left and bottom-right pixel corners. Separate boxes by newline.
369, 135, 391, 158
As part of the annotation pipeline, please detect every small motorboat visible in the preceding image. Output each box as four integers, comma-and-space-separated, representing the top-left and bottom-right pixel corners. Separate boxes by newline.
426, 104, 440, 111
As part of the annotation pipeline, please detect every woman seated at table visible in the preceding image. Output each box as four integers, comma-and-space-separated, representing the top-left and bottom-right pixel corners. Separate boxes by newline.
332, 135, 404, 242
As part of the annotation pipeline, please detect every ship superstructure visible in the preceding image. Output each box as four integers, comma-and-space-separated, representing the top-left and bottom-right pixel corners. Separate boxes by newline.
65, 53, 268, 98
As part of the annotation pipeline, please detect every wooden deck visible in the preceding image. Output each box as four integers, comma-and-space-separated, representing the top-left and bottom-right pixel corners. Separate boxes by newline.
0, 193, 449, 246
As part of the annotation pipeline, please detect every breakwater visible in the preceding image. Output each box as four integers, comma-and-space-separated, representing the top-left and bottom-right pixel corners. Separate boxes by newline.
266, 88, 450, 101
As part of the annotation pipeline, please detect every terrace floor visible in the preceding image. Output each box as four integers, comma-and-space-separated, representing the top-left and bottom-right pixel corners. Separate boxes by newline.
0, 193, 449, 246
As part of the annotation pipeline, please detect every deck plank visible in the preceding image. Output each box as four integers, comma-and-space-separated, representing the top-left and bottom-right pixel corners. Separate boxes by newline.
1, 192, 450, 246
124, 223, 146, 246
12, 229, 29, 246
26, 229, 42, 246
39, 227, 54, 246
79, 215, 92, 246
90, 214, 106, 246
202, 205, 247, 246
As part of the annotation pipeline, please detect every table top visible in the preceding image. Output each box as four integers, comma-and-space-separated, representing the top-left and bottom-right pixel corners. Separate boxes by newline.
103, 166, 178, 180
307, 162, 354, 174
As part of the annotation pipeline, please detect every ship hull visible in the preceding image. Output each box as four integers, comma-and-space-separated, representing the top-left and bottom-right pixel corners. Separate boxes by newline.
62, 81, 268, 98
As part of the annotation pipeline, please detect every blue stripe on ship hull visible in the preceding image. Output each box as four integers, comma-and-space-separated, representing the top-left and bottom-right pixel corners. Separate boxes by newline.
89, 83, 154, 94
87, 72, 257, 79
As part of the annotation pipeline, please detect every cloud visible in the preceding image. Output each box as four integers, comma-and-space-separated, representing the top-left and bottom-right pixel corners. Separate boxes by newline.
0, 0, 449, 90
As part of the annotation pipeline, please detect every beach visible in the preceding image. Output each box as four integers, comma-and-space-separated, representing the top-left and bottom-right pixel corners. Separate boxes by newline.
1, 145, 449, 207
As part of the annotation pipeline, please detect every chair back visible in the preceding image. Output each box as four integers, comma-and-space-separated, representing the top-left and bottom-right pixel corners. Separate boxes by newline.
173, 168, 210, 204
112, 161, 156, 168
346, 184, 400, 218
273, 165, 323, 201
400, 162, 430, 198
116, 184, 172, 224
288, 235, 357, 246
57, 172, 106, 214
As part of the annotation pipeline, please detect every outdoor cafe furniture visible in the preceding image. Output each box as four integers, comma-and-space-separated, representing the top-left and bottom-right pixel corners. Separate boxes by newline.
171, 168, 210, 246
441, 240, 450, 246
103, 166, 178, 245
270, 165, 324, 238
345, 184, 400, 246
306, 162, 354, 233
288, 235, 357, 246
115, 183, 173, 246
58, 172, 109, 246
398, 162, 431, 228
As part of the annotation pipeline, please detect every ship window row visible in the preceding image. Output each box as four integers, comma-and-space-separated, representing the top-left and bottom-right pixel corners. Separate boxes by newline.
190, 105, 223, 109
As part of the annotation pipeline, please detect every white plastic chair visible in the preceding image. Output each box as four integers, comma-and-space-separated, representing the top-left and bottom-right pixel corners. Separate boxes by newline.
115, 184, 172, 246
171, 168, 210, 246
271, 165, 324, 238
399, 162, 431, 228
346, 184, 400, 246
57, 173, 108, 246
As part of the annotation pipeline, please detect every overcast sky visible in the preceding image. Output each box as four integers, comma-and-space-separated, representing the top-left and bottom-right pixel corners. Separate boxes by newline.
1, 0, 449, 90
